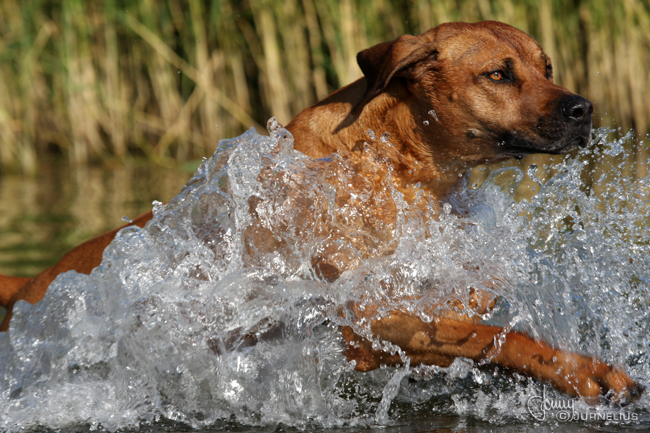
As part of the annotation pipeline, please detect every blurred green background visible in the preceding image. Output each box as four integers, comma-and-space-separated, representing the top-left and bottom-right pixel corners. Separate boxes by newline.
0, 0, 648, 276
1, 0, 649, 173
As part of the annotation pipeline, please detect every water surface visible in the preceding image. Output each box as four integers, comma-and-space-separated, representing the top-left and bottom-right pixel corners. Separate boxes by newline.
0, 162, 192, 277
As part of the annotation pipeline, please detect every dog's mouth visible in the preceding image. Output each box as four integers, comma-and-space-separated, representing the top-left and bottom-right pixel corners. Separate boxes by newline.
498, 126, 592, 159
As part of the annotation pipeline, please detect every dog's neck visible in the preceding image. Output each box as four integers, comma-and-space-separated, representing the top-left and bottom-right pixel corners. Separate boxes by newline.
287, 79, 479, 200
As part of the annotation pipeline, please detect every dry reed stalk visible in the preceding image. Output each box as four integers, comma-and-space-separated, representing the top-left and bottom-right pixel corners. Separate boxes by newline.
250, 2, 291, 125
302, 0, 329, 100
340, 0, 364, 85
189, 0, 219, 156
63, 0, 106, 165
102, 1, 127, 159
280, 0, 314, 115
313, 1, 347, 86
154, 77, 205, 163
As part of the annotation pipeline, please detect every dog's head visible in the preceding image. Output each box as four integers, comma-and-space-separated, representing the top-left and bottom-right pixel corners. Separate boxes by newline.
356, 21, 592, 166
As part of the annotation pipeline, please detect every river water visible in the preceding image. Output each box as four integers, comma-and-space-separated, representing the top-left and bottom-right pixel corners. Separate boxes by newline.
0, 124, 648, 432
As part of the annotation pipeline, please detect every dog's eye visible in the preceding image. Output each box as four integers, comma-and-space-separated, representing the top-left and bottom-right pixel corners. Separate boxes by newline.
546, 64, 553, 80
488, 71, 505, 81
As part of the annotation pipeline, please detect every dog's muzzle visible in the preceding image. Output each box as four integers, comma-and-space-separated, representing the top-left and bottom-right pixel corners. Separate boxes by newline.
500, 93, 594, 157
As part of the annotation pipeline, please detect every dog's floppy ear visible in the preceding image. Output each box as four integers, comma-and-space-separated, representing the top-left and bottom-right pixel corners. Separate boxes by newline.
355, 34, 437, 111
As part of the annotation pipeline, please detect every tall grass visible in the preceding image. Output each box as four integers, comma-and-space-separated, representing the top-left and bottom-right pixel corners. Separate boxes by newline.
0, 0, 648, 176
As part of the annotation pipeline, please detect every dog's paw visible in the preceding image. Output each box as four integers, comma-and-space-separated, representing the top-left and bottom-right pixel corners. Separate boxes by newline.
569, 358, 643, 405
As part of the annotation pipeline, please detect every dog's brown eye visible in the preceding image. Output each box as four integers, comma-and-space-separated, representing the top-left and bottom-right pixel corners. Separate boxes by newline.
488, 71, 504, 81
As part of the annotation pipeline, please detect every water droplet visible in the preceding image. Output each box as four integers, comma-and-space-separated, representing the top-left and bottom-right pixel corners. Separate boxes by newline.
366, 129, 376, 139
423, 120, 430, 126
121, 216, 133, 223
152, 200, 164, 215
471, 182, 478, 189
527, 164, 539, 180
266, 117, 284, 134
380, 132, 390, 143
443, 203, 452, 215
428, 109, 439, 122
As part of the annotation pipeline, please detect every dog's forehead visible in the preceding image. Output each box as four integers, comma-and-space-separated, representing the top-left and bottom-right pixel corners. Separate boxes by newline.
426, 22, 546, 65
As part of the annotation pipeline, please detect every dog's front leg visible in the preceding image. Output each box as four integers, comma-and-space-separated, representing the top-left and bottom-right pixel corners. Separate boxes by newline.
342, 311, 642, 403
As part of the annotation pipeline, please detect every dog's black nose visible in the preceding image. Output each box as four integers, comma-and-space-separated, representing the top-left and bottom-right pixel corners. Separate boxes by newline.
560, 95, 593, 124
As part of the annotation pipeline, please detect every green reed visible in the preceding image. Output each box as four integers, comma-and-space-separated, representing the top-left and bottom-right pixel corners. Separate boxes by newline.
0, 0, 648, 177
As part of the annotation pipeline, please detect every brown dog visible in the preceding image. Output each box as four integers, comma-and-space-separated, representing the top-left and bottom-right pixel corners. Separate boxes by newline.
0, 21, 642, 403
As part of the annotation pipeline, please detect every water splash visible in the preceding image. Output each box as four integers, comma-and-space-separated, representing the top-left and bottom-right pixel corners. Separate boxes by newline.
0, 124, 648, 431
